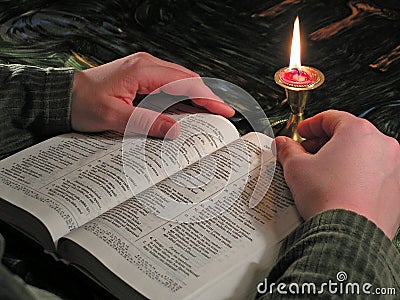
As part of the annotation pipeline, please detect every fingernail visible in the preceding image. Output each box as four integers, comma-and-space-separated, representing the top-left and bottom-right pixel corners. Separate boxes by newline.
162, 121, 180, 139
272, 137, 287, 157
224, 104, 236, 117
160, 120, 174, 136
274, 136, 287, 148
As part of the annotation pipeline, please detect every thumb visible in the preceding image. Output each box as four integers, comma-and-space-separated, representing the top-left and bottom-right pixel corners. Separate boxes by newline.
107, 100, 181, 139
274, 136, 307, 168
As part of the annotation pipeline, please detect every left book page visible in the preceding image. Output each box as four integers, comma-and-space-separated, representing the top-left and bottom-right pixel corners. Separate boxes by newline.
0, 113, 239, 250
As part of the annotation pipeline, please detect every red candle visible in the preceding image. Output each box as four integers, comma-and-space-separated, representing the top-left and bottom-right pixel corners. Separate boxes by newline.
280, 68, 314, 86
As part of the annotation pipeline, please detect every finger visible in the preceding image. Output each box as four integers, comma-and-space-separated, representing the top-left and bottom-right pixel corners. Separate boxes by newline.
298, 110, 356, 139
135, 67, 235, 118
129, 107, 180, 139
118, 53, 235, 118
161, 76, 235, 118
191, 98, 235, 118
274, 136, 307, 168
107, 101, 180, 139
301, 137, 330, 153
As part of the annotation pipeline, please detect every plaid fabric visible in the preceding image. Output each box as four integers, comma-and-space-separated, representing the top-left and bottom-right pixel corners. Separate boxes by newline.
0, 64, 74, 159
259, 209, 400, 299
0, 64, 73, 299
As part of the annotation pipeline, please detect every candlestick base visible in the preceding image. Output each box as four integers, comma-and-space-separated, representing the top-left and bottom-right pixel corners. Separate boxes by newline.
278, 113, 305, 142
274, 66, 325, 142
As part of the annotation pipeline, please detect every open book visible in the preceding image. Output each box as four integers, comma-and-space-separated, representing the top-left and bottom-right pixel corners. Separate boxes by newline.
0, 112, 301, 300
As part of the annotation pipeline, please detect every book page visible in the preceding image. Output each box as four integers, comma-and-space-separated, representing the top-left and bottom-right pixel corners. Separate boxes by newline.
59, 132, 301, 300
0, 113, 239, 244
123, 113, 239, 195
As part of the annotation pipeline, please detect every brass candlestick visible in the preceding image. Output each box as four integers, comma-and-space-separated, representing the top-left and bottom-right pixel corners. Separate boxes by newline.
274, 66, 325, 142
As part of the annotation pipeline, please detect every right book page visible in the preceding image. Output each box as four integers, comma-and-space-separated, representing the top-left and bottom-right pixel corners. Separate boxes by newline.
59, 132, 302, 300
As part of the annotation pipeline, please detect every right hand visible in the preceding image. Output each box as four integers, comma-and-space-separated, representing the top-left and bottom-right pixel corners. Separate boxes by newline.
275, 110, 400, 239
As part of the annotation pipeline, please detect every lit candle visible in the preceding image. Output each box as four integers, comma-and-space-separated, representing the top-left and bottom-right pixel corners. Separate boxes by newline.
274, 17, 324, 142
276, 16, 323, 89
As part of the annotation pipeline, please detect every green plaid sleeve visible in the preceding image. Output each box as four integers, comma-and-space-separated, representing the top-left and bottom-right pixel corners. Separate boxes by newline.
0, 64, 74, 159
258, 209, 400, 299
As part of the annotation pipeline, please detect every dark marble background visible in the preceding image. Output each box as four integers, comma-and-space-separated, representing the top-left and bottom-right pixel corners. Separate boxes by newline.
0, 0, 399, 299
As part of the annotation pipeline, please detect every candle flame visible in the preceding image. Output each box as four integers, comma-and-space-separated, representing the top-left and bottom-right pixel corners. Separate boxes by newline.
289, 16, 301, 69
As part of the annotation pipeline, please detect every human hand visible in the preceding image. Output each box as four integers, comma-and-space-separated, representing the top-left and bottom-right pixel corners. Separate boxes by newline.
275, 110, 400, 239
71, 52, 235, 138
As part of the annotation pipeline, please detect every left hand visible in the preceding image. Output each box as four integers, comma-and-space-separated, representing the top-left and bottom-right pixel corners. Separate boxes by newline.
71, 52, 235, 138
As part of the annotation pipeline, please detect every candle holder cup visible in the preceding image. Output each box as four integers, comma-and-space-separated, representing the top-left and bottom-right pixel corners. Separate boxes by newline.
274, 66, 325, 142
